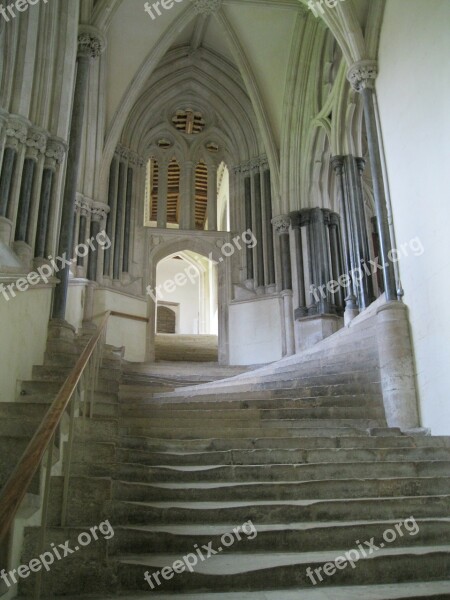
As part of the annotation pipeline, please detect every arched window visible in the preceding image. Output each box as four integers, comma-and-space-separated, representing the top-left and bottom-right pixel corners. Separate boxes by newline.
195, 160, 208, 230
167, 159, 180, 225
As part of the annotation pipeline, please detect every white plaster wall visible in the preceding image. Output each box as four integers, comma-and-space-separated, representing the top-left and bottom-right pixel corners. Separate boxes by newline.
93, 289, 147, 362
377, 0, 450, 434
229, 297, 283, 365
0, 288, 52, 403
156, 257, 201, 334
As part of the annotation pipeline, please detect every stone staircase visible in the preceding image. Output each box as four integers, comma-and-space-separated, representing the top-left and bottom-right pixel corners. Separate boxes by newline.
5, 309, 450, 599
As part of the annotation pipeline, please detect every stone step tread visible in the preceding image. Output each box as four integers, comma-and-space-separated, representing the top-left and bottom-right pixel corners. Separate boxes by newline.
116, 476, 450, 490
117, 494, 450, 510
32, 580, 450, 599
119, 545, 450, 574
115, 518, 450, 535
115, 460, 450, 472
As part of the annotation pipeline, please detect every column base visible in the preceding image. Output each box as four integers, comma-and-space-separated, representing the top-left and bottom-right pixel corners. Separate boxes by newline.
11, 241, 33, 270
46, 318, 77, 355
295, 313, 343, 352
376, 301, 420, 430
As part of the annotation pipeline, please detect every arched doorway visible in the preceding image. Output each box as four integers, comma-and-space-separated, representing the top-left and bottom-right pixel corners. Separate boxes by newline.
146, 236, 228, 364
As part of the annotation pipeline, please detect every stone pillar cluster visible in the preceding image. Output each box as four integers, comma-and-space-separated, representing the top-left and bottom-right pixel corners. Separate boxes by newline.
237, 157, 276, 291
103, 144, 143, 282
0, 113, 67, 265
289, 208, 345, 318
332, 155, 375, 312
72, 195, 108, 279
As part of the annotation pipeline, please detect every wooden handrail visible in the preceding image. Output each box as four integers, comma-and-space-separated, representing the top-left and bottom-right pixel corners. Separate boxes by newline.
110, 310, 149, 323
0, 311, 111, 543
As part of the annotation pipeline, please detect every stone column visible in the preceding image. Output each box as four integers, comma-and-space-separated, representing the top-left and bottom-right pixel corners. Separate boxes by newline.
52, 26, 106, 321
272, 215, 294, 356
35, 139, 66, 258
332, 156, 358, 322
157, 158, 168, 229
252, 163, 264, 289
122, 166, 133, 272
0, 119, 27, 244
348, 60, 397, 302
311, 207, 330, 315
103, 155, 118, 277
290, 211, 307, 318
344, 155, 374, 310
113, 159, 127, 280
76, 199, 89, 268
328, 212, 344, 312
244, 174, 254, 281
262, 168, 275, 287
87, 206, 103, 282
207, 162, 217, 231
180, 160, 194, 229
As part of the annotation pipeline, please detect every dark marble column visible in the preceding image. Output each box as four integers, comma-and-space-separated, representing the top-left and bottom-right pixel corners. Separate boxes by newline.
15, 157, 36, 242
113, 160, 126, 280
263, 169, 275, 286
331, 156, 357, 311
329, 212, 344, 312
311, 207, 330, 314
87, 213, 101, 282
76, 207, 88, 267
52, 27, 105, 320
35, 139, 66, 258
122, 166, 133, 273
244, 175, 254, 281
290, 211, 307, 318
104, 155, 118, 277
253, 165, 264, 288
0, 147, 17, 217
348, 61, 397, 302
272, 215, 292, 291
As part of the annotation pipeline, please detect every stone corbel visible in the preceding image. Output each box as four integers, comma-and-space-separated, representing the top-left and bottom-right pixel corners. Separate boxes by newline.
347, 60, 378, 92
44, 138, 67, 171
24, 127, 47, 161
272, 214, 291, 236
77, 25, 107, 61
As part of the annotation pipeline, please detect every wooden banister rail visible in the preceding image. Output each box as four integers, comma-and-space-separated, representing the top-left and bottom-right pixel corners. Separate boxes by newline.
0, 310, 111, 544
110, 310, 149, 323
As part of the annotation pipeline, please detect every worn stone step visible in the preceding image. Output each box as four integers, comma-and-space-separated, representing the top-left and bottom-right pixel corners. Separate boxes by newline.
110, 519, 450, 555
119, 406, 385, 421
118, 546, 450, 592
113, 477, 450, 503
119, 434, 449, 453
112, 461, 450, 485
120, 395, 383, 411
116, 446, 450, 467
120, 425, 381, 440
32, 364, 121, 383
108, 495, 450, 526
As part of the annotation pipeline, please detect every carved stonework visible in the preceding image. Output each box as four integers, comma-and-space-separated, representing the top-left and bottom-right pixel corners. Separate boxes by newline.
5, 117, 27, 150
25, 128, 47, 160
129, 151, 145, 167
115, 144, 130, 161
77, 26, 107, 60
91, 202, 109, 222
347, 60, 378, 92
190, 0, 222, 15
331, 155, 344, 175
75, 194, 91, 217
45, 138, 67, 169
272, 215, 291, 236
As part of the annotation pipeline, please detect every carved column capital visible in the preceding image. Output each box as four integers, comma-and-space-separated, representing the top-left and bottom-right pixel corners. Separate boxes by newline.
272, 214, 291, 236
5, 116, 28, 150
75, 194, 91, 217
91, 201, 109, 222
331, 155, 344, 174
347, 60, 378, 92
190, 0, 222, 15
45, 138, 67, 170
25, 127, 47, 160
77, 26, 107, 60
